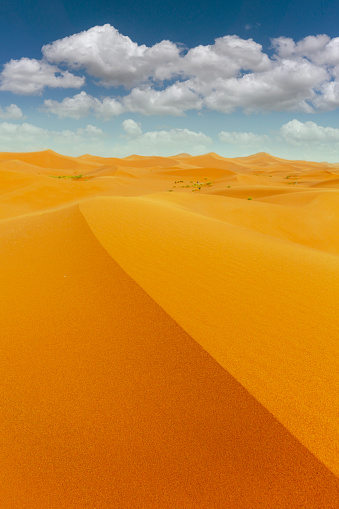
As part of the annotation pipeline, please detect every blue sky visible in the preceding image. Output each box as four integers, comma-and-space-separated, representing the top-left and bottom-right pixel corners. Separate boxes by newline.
1, 0, 339, 160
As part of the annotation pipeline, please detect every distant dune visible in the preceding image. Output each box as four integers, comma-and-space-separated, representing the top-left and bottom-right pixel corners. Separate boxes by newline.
0, 150, 338, 508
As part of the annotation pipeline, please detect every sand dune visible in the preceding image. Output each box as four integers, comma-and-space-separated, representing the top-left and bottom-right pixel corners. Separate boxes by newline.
0, 150, 338, 507
0, 149, 99, 173
311, 177, 339, 188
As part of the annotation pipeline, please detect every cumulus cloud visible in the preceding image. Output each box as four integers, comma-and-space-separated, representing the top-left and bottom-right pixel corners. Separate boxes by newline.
270, 35, 339, 112
42, 24, 181, 88
312, 80, 339, 111
122, 119, 143, 137
203, 59, 327, 113
38, 25, 335, 114
4, 24, 339, 115
0, 104, 23, 120
183, 35, 270, 84
0, 58, 85, 95
77, 124, 104, 136
122, 83, 202, 116
271, 35, 339, 66
218, 130, 269, 145
41, 84, 202, 118
42, 26, 271, 88
41, 91, 124, 119
279, 119, 339, 145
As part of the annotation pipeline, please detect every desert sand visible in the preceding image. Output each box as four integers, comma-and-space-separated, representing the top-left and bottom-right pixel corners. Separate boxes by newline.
0, 149, 338, 507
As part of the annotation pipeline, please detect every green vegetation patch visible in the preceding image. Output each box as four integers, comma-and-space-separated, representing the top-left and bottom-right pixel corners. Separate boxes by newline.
171, 178, 214, 191
50, 174, 84, 180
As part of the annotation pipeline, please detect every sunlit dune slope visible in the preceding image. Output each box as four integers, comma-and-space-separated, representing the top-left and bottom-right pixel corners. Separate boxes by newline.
1, 150, 339, 507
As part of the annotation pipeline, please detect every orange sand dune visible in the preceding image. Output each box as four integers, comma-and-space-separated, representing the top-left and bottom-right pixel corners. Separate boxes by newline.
80, 153, 181, 168
211, 185, 297, 199
160, 166, 237, 179
311, 177, 339, 188
1, 150, 339, 507
0, 159, 47, 174
0, 149, 100, 173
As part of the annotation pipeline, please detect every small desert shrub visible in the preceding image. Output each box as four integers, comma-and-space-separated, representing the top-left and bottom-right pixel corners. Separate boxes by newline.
50, 174, 83, 180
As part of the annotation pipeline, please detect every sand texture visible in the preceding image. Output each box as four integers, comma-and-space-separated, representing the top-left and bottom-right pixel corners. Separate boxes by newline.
0, 150, 339, 507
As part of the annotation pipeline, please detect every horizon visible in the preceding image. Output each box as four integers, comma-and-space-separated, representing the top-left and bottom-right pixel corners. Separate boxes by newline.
0, 148, 338, 165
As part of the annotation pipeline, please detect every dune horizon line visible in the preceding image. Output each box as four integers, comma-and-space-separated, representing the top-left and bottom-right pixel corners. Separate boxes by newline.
0, 147, 338, 165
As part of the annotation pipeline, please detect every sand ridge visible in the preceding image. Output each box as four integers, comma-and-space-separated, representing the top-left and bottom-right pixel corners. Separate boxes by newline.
1, 150, 339, 507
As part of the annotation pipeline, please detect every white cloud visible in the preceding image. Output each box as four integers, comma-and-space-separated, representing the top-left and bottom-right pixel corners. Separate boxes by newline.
183, 35, 270, 84
77, 124, 104, 136
41, 91, 95, 118
39, 25, 339, 114
312, 80, 339, 111
122, 119, 143, 138
271, 35, 339, 66
270, 35, 339, 113
42, 24, 181, 88
42, 27, 271, 88
218, 130, 269, 145
203, 59, 327, 113
41, 84, 202, 119
0, 104, 23, 120
122, 83, 202, 116
3, 25, 339, 116
41, 91, 124, 119
0, 58, 85, 95
279, 119, 339, 146
93, 96, 125, 119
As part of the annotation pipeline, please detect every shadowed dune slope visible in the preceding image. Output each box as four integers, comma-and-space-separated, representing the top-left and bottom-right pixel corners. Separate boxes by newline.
2, 206, 339, 507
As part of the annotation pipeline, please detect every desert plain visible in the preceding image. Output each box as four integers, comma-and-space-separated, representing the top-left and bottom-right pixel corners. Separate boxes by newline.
0, 149, 339, 507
